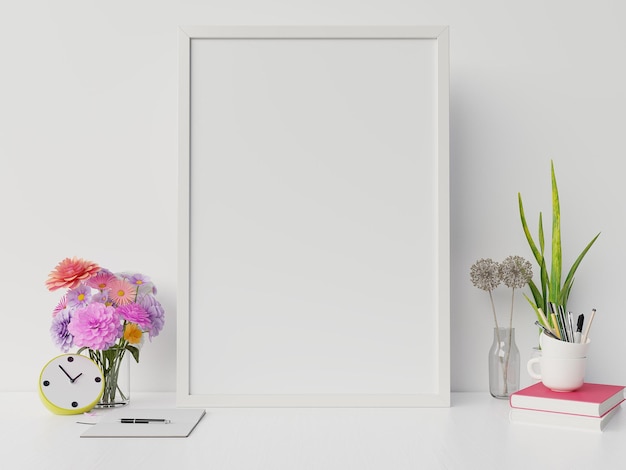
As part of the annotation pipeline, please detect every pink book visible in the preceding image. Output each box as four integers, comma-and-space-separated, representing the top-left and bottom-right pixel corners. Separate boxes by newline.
509, 382, 625, 417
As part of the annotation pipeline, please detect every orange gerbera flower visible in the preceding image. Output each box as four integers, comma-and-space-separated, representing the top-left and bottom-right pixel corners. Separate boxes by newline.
124, 323, 143, 344
45, 257, 100, 291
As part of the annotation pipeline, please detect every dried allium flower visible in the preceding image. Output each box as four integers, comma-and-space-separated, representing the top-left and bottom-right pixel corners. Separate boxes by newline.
470, 258, 501, 291
499, 256, 533, 289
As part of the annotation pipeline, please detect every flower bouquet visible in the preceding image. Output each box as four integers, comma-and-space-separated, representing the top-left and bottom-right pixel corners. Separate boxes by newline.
46, 257, 165, 406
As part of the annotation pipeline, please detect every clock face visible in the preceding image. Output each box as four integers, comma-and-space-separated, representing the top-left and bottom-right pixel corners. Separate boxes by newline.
39, 354, 104, 414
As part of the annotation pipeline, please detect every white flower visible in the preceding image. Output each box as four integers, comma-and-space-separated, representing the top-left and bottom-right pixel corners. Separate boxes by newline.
470, 258, 501, 291
500, 256, 533, 289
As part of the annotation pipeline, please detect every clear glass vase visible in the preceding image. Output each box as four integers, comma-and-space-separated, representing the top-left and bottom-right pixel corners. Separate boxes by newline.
91, 348, 131, 408
488, 327, 520, 399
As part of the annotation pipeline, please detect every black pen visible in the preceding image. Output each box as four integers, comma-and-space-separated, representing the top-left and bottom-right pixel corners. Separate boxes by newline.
574, 314, 584, 342
119, 418, 171, 424
534, 321, 559, 340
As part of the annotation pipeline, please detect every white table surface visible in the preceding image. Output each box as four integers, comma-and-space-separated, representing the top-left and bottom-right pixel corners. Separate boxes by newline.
1, 392, 623, 469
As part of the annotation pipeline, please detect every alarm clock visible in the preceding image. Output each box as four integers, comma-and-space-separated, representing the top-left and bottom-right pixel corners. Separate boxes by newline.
39, 354, 105, 415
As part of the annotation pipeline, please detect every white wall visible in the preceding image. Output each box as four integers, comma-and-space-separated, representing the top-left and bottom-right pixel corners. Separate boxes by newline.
2, 0, 625, 394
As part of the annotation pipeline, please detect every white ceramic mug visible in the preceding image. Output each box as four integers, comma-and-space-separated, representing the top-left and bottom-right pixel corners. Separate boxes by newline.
527, 356, 587, 392
539, 332, 590, 358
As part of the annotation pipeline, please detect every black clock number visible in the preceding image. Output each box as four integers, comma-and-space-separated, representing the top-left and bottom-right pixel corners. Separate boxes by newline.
71, 402, 78, 408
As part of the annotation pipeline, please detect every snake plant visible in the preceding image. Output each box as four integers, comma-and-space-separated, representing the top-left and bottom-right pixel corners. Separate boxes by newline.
518, 160, 600, 326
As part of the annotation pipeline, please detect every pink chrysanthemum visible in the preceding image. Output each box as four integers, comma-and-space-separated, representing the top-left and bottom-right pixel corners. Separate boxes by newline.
46, 257, 100, 291
67, 303, 122, 350
116, 303, 151, 329
86, 271, 117, 291
108, 279, 137, 306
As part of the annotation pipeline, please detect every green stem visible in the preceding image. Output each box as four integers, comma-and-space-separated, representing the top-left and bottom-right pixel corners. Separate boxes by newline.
86, 342, 128, 405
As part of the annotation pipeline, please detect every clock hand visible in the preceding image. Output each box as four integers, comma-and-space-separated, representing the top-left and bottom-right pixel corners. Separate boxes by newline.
58, 365, 74, 382
71, 372, 83, 382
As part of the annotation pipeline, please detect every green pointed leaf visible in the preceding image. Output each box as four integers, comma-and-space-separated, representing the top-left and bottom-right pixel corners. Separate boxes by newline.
519, 193, 543, 266
524, 293, 548, 327
538, 213, 545, 254
526, 279, 543, 309
558, 232, 601, 306
539, 257, 549, 314
126, 345, 140, 363
550, 160, 562, 303
558, 277, 575, 307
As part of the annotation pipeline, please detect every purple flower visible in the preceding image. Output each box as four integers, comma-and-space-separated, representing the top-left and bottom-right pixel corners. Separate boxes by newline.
139, 294, 165, 340
91, 289, 111, 304
128, 273, 150, 287
50, 309, 74, 352
116, 303, 151, 329
66, 283, 92, 308
67, 303, 122, 350
119, 272, 157, 296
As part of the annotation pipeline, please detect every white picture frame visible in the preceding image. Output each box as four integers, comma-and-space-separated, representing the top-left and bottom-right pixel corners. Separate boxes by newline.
177, 25, 450, 407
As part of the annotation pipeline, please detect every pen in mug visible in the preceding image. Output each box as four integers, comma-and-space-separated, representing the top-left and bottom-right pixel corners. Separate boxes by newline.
550, 313, 561, 339
574, 313, 584, 343
567, 312, 576, 343
559, 313, 566, 341
537, 308, 558, 337
561, 307, 573, 342
535, 320, 559, 340
563, 310, 573, 342
561, 311, 569, 342
581, 308, 596, 344
549, 303, 562, 339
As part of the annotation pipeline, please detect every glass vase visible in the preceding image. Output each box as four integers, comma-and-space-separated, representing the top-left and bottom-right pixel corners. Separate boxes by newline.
488, 327, 520, 399
91, 348, 131, 408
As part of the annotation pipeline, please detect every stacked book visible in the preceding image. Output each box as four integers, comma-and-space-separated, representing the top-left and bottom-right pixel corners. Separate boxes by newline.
509, 382, 625, 431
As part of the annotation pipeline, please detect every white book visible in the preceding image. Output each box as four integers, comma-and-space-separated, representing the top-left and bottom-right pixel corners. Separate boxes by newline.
81, 408, 206, 438
509, 403, 621, 432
